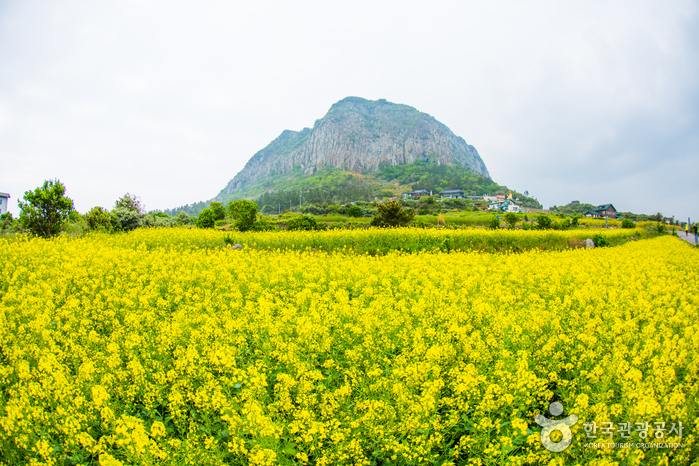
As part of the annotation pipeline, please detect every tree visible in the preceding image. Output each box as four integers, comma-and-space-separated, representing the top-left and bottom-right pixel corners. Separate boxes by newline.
287, 214, 322, 231
19, 179, 75, 238
85, 206, 112, 232
505, 212, 518, 229
228, 200, 258, 232
175, 211, 194, 225
115, 193, 144, 214
209, 202, 226, 221
537, 214, 552, 230
347, 205, 362, 218
0, 212, 15, 231
370, 199, 414, 227
196, 208, 216, 228
111, 208, 141, 231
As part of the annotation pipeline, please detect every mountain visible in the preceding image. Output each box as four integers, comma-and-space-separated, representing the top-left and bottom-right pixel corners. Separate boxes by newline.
216, 97, 490, 201
166, 97, 530, 216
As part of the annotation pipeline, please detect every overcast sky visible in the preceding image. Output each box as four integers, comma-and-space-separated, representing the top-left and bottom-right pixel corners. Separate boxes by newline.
1, 0, 697, 220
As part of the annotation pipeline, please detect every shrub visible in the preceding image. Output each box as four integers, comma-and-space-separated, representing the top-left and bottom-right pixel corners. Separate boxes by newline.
251, 216, 276, 232
488, 216, 501, 230
85, 207, 112, 232
592, 234, 611, 247
621, 219, 635, 229
174, 212, 194, 226
115, 193, 143, 214
111, 208, 141, 232
196, 208, 216, 229
153, 216, 175, 228
656, 223, 665, 234
228, 200, 258, 232
505, 212, 517, 229
412, 218, 431, 229
209, 202, 226, 221
0, 212, 15, 231
347, 206, 362, 218
571, 215, 580, 227
19, 179, 75, 238
287, 215, 322, 231
537, 214, 552, 230
371, 199, 414, 228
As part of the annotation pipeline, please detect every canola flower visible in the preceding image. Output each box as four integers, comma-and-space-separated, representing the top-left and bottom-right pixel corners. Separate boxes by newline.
0, 229, 697, 465
98, 225, 644, 254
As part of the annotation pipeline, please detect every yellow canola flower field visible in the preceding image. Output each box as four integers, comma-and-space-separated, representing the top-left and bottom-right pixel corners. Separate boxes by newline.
0, 230, 697, 466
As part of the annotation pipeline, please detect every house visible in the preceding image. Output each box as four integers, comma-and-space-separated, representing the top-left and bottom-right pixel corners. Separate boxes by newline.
402, 189, 431, 199
487, 195, 521, 213
439, 189, 464, 199
467, 196, 482, 200
0, 192, 9, 215
584, 204, 617, 218
594, 204, 617, 218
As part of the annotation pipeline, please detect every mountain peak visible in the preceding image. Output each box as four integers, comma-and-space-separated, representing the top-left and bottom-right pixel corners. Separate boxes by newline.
216, 97, 490, 200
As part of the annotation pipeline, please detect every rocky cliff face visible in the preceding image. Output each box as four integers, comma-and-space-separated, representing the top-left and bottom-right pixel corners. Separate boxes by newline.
217, 97, 490, 198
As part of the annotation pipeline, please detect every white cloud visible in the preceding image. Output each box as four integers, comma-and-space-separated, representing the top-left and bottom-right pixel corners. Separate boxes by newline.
0, 0, 697, 220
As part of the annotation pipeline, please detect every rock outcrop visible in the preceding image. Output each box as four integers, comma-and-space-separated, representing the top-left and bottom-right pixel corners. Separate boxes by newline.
217, 97, 490, 199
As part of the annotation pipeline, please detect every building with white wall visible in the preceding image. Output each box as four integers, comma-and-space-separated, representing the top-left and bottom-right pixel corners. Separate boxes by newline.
0, 193, 9, 215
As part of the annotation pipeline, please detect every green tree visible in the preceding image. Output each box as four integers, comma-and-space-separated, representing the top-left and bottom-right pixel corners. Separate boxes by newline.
111, 208, 141, 232
621, 219, 635, 229
0, 212, 16, 231
537, 214, 552, 230
228, 200, 258, 232
287, 215, 322, 231
347, 205, 362, 218
175, 211, 194, 225
19, 179, 75, 238
115, 193, 144, 214
196, 208, 216, 229
505, 212, 518, 229
85, 206, 112, 232
370, 199, 414, 227
209, 202, 226, 220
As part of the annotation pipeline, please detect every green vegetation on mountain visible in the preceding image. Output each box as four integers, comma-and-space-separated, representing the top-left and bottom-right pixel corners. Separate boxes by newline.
164, 97, 547, 215
165, 160, 541, 216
